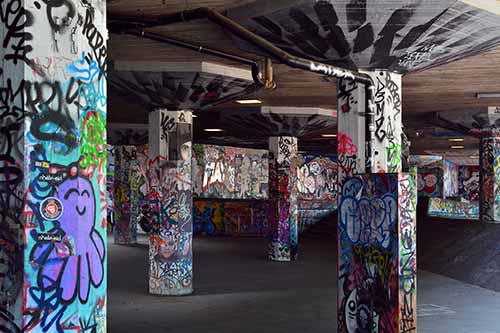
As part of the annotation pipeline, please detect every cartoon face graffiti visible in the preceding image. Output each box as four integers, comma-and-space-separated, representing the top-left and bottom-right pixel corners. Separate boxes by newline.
54, 177, 95, 236
345, 288, 380, 333
31, 176, 105, 304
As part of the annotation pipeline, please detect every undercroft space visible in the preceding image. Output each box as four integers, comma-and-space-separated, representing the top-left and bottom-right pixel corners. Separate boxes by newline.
4, 0, 500, 332
108, 218, 500, 333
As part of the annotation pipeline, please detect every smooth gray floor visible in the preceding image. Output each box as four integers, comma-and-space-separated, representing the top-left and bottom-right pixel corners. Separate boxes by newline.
108, 236, 500, 332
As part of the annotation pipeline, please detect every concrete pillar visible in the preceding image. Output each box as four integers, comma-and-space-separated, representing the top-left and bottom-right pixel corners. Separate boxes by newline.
148, 109, 193, 295
479, 136, 500, 222
337, 71, 417, 332
113, 145, 138, 244
268, 136, 299, 261
0, 1, 107, 331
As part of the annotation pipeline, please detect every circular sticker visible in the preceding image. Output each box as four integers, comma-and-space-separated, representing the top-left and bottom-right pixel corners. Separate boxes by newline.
40, 197, 63, 221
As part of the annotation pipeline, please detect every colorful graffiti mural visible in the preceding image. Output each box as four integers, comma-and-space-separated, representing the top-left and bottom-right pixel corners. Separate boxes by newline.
428, 198, 479, 220
443, 160, 459, 198
0, 0, 108, 331
458, 166, 479, 201
106, 146, 115, 230
193, 200, 271, 237
268, 137, 299, 261
193, 144, 268, 200
297, 154, 338, 201
338, 174, 417, 332
113, 146, 137, 244
147, 110, 193, 295
297, 154, 338, 230
479, 137, 500, 222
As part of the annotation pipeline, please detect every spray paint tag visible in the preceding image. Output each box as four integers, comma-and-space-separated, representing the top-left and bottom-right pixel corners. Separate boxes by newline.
40, 197, 64, 221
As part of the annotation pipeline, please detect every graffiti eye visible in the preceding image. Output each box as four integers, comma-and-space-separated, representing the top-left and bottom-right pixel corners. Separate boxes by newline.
348, 300, 356, 311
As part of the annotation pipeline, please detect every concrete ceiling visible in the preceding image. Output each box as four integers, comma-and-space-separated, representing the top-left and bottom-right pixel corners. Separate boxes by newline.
107, 0, 500, 164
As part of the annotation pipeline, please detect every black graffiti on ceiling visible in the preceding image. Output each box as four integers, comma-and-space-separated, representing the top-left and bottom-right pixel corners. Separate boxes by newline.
109, 70, 253, 110
108, 128, 148, 146
230, 0, 500, 72
219, 109, 336, 138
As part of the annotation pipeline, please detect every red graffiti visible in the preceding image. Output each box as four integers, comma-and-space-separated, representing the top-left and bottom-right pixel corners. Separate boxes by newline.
337, 132, 358, 156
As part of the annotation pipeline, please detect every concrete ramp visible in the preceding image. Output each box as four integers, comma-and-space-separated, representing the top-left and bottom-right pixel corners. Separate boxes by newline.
418, 217, 500, 292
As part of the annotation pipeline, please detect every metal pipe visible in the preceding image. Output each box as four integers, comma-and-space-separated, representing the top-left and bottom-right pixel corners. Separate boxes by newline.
123, 29, 265, 87
365, 83, 376, 173
110, 7, 376, 170
109, 7, 372, 85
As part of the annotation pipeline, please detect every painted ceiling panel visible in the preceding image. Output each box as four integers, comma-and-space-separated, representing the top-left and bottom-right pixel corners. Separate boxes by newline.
109, 62, 255, 110
228, 0, 500, 72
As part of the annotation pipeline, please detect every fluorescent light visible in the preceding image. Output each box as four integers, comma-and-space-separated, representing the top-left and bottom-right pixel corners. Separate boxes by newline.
203, 128, 224, 132
321, 134, 337, 138
469, 155, 479, 159
236, 99, 262, 104
476, 92, 500, 98
448, 138, 464, 142
450, 145, 464, 149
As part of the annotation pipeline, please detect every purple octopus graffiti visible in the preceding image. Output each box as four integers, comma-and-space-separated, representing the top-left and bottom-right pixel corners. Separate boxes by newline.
0, 0, 107, 331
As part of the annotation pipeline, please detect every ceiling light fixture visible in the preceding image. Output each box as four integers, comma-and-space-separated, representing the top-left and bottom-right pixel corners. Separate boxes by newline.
450, 145, 465, 149
321, 134, 337, 138
236, 99, 262, 104
203, 128, 224, 132
448, 138, 464, 142
469, 155, 479, 159
476, 92, 500, 99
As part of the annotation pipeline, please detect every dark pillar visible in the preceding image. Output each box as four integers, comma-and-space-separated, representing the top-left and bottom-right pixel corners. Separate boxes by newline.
268, 136, 299, 261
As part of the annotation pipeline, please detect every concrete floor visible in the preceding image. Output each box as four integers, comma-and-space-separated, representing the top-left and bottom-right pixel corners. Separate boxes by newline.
108, 236, 500, 333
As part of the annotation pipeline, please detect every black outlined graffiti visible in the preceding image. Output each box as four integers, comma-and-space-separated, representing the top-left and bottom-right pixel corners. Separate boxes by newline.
0, 0, 34, 65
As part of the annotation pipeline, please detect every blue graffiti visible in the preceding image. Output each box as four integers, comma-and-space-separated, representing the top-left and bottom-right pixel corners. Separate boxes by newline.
339, 192, 397, 250
193, 207, 216, 235
68, 51, 106, 111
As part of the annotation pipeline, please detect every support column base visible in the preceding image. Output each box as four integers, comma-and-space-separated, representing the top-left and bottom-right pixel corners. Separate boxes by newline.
269, 242, 297, 262
149, 287, 193, 296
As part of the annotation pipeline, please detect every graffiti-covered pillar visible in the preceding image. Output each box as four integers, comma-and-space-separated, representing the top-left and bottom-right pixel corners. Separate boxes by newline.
268, 136, 299, 261
148, 109, 193, 295
113, 145, 138, 244
337, 72, 417, 332
479, 136, 500, 222
0, 0, 108, 332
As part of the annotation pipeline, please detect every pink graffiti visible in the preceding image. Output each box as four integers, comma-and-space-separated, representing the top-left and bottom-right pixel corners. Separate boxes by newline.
338, 132, 358, 156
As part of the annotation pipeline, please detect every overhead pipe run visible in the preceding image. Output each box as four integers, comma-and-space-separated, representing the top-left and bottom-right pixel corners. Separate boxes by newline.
110, 7, 377, 172
109, 8, 371, 85
122, 29, 267, 88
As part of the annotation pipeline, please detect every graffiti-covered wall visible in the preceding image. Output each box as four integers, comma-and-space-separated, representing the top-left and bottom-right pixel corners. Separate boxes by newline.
443, 160, 459, 198
297, 154, 337, 201
428, 198, 479, 220
0, 0, 107, 331
193, 200, 271, 237
458, 166, 479, 201
297, 154, 338, 229
193, 144, 269, 199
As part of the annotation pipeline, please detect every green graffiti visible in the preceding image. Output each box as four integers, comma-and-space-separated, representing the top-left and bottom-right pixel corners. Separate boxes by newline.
80, 111, 107, 172
387, 142, 402, 172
